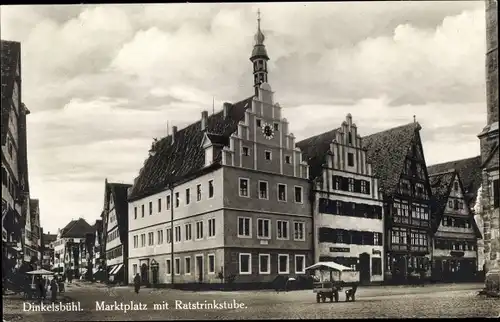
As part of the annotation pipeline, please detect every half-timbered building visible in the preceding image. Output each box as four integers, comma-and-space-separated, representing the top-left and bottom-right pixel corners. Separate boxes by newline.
429, 170, 482, 282
363, 121, 433, 284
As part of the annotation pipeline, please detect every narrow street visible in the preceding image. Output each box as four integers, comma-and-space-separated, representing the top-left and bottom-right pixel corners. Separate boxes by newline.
3, 282, 498, 321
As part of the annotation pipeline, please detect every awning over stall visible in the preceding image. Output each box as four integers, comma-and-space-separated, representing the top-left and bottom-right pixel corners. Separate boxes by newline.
305, 261, 354, 272
110, 264, 124, 276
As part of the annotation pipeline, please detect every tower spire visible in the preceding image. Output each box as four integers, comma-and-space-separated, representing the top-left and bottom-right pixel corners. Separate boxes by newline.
250, 8, 269, 96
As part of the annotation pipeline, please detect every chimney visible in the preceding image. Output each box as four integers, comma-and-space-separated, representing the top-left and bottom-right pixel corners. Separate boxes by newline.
223, 102, 231, 119
171, 126, 178, 145
201, 111, 208, 131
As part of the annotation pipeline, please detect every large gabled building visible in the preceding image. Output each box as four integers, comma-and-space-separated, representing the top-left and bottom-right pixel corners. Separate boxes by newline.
102, 180, 131, 284
427, 156, 484, 272
363, 121, 433, 284
52, 218, 94, 277
428, 170, 482, 282
1, 40, 32, 271
296, 114, 385, 285
127, 14, 311, 288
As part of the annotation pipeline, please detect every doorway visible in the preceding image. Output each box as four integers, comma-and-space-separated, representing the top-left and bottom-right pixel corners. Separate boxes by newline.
359, 253, 371, 284
195, 255, 203, 283
140, 263, 149, 285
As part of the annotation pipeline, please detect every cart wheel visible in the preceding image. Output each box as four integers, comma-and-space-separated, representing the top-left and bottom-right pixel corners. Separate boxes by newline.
321, 295, 326, 303
316, 294, 321, 303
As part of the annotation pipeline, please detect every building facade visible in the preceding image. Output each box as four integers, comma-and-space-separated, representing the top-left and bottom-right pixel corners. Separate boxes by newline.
429, 170, 482, 282
297, 114, 384, 284
427, 156, 484, 273
102, 181, 131, 284
22, 198, 41, 266
127, 15, 312, 288
363, 122, 433, 284
478, 0, 499, 277
41, 231, 57, 270
52, 218, 94, 277
92, 219, 104, 279
1, 40, 28, 271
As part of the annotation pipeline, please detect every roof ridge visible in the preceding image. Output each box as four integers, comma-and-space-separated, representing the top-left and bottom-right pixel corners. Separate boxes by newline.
362, 122, 416, 139
428, 169, 456, 177
427, 155, 481, 168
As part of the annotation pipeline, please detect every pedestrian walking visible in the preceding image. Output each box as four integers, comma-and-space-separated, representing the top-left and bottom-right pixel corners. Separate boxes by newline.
38, 277, 46, 300
133, 273, 141, 294
50, 278, 58, 302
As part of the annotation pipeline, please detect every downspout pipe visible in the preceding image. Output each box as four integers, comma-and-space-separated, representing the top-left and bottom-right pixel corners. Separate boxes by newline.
170, 185, 174, 287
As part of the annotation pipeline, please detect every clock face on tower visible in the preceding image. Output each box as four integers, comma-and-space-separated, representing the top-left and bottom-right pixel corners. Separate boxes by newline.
262, 122, 275, 140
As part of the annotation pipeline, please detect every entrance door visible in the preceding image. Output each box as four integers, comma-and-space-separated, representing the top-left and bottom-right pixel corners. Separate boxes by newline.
359, 253, 371, 284
195, 255, 203, 283
140, 263, 149, 285
152, 269, 158, 285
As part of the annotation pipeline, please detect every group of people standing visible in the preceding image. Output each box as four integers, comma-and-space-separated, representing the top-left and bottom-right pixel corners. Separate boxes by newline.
36, 275, 64, 302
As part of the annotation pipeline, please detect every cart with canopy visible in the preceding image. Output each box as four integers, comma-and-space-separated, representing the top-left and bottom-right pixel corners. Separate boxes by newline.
305, 261, 360, 303
24, 269, 55, 299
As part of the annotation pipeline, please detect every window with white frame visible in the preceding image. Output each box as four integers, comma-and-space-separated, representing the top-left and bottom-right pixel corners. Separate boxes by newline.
259, 181, 269, 199
166, 195, 171, 210
185, 188, 191, 205
197, 184, 202, 201
278, 254, 289, 274
140, 234, 146, 247
133, 235, 138, 248
185, 257, 191, 274
257, 218, 270, 239
265, 150, 272, 160
294, 186, 303, 203
174, 258, 180, 275
278, 184, 287, 202
166, 259, 171, 275
166, 228, 172, 244
285, 155, 291, 164
295, 255, 305, 274
293, 221, 305, 241
239, 178, 249, 197
158, 198, 162, 213
208, 180, 214, 198
133, 264, 137, 276
134, 207, 137, 219
141, 205, 145, 217
196, 221, 204, 240
175, 192, 180, 207
185, 223, 192, 241
157, 230, 164, 244
239, 253, 251, 274
238, 217, 251, 237
175, 226, 181, 242
148, 232, 154, 245
149, 201, 153, 215
208, 218, 216, 237
208, 254, 215, 274
259, 254, 270, 274
242, 146, 250, 156
277, 220, 289, 240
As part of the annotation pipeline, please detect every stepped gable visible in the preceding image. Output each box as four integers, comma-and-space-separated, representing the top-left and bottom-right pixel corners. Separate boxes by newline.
296, 128, 339, 180
129, 96, 254, 200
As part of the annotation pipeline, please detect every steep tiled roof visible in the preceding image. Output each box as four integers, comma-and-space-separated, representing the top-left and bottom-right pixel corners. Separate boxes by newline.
427, 156, 482, 209
43, 233, 57, 244
296, 128, 339, 180
129, 96, 254, 200
1, 40, 21, 145
429, 170, 455, 232
363, 123, 419, 195
60, 218, 94, 238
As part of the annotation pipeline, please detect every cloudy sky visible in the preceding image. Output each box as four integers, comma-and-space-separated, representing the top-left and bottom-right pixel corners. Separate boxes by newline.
1, 2, 488, 233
